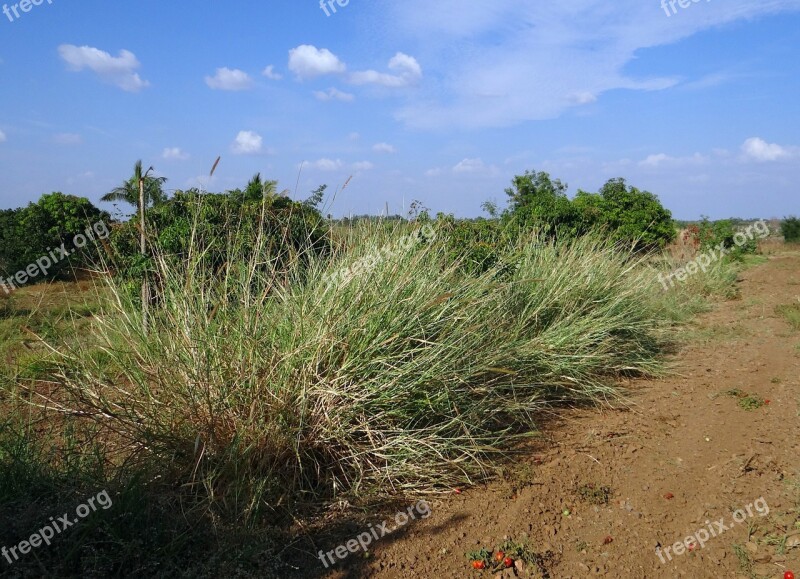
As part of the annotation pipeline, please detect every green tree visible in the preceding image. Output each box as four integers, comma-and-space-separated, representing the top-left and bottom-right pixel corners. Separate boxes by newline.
304, 184, 327, 210
101, 160, 168, 210
782, 217, 800, 242
0, 193, 109, 281
574, 178, 675, 251
504, 170, 578, 237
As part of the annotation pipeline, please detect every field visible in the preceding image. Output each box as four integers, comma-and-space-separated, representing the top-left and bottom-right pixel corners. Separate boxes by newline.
0, 225, 798, 578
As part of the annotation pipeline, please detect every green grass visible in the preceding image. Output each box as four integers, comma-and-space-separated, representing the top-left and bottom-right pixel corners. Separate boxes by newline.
776, 301, 800, 331
723, 389, 766, 411
732, 543, 754, 577
0, 215, 744, 575
576, 483, 613, 506
43, 224, 686, 515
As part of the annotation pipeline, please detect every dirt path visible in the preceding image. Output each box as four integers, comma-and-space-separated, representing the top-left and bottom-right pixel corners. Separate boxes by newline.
317, 252, 800, 579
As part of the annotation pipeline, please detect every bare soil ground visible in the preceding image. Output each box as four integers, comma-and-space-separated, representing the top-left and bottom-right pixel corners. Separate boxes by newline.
308, 251, 800, 579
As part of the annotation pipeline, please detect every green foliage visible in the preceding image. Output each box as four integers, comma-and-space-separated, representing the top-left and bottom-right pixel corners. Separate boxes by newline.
0, 192, 109, 281
504, 170, 580, 238
100, 160, 168, 211
108, 188, 330, 286
698, 217, 735, 250
436, 214, 512, 275
228, 173, 280, 204
698, 217, 759, 259
502, 171, 675, 251
574, 178, 676, 252
50, 225, 679, 524
304, 184, 327, 210
782, 216, 800, 242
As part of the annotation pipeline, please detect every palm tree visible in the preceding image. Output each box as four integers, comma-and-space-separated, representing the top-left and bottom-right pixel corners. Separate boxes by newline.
243, 172, 278, 202
101, 160, 168, 209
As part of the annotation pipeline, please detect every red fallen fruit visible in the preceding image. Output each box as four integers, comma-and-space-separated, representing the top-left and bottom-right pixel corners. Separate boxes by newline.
603, 536, 613, 545
454, 488, 462, 494
785, 571, 794, 579
664, 493, 675, 500
765, 400, 771, 405
503, 557, 514, 568
494, 551, 505, 562
471, 560, 486, 570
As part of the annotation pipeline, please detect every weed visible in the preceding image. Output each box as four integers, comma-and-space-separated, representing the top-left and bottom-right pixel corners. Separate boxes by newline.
576, 483, 613, 506
732, 543, 754, 577
739, 396, 766, 411
776, 302, 800, 331
724, 389, 766, 411
500, 538, 558, 578
764, 534, 788, 555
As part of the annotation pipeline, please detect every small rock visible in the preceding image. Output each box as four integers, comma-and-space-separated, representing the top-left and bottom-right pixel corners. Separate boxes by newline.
753, 552, 771, 563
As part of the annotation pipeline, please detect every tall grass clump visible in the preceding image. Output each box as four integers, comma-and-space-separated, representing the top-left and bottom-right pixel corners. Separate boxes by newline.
41, 209, 683, 525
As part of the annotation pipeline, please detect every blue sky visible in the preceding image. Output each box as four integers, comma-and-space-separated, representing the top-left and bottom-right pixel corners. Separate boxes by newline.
1, 0, 799, 220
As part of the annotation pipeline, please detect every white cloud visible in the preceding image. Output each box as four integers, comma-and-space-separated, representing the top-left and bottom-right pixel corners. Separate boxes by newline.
58, 44, 149, 92
314, 87, 355, 102
373, 142, 397, 153
639, 153, 671, 167
387, 1, 800, 129
0, 129, 5, 143
352, 161, 374, 171
639, 152, 708, 167
205, 67, 253, 91
568, 92, 597, 105
308, 158, 344, 171
741, 137, 793, 162
425, 167, 444, 177
349, 52, 423, 87
162, 147, 190, 160
262, 65, 282, 80
453, 158, 486, 173
232, 131, 263, 155
288, 45, 346, 79
52, 133, 82, 145
65, 171, 95, 186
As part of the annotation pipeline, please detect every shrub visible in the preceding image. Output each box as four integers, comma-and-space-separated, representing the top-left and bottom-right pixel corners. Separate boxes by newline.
782, 216, 800, 242
0, 193, 109, 281
46, 219, 679, 524
697, 217, 759, 259
108, 188, 330, 287
573, 179, 676, 252
504, 170, 581, 239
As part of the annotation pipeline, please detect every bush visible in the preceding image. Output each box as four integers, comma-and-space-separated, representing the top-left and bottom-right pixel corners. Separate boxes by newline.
0, 193, 109, 282
108, 188, 330, 288
697, 218, 759, 259
782, 216, 800, 242
45, 218, 683, 524
504, 170, 581, 239
573, 178, 676, 252
436, 215, 513, 275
